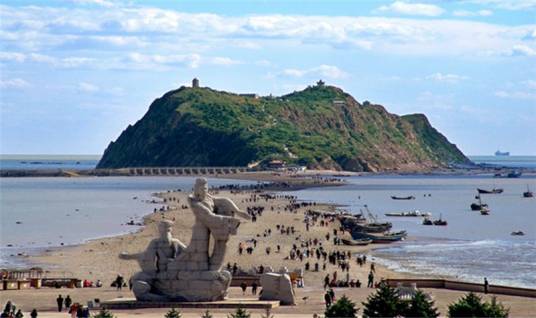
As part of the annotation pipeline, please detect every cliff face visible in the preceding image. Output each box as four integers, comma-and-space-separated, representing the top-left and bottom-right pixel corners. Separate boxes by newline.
97, 85, 469, 171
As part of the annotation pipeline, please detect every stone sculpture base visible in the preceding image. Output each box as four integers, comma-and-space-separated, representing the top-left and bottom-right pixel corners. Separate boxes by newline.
134, 270, 232, 302
100, 298, 280, 310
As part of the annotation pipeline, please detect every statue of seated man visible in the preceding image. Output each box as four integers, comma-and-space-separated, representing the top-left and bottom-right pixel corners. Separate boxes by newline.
120, 219, 185, 300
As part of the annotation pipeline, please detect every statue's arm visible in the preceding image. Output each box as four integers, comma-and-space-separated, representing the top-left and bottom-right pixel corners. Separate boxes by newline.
119, 241, 156, 260
213, 197, 251, 220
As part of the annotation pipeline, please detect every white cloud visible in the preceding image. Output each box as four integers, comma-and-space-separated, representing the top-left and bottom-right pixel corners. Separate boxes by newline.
453, 9, 493, 17
210, 57, 241, 66
510, 45, 536, 56
281, 65, 348, 79
495, 90, 536, 100
0, 78, 31, 89
377, 1, 445, 17
78, 82, 99, 92
0, 3, 534, 65
426, 72, 468, 83
71, 0, 114, 7
465, 0, 536, 10
523, 80, 536, 89
0, 51, 26, 62
127, 52, 201, 68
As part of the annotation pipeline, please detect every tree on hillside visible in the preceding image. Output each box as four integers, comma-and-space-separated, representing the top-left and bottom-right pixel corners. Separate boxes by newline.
403, 290, 439, 318
325, 295, 359, 318
362, 283, 408, 318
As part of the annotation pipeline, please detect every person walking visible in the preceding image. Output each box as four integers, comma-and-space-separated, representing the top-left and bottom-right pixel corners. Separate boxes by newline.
328, 288, 335, 302
56, 295, 64, 312
30, 310, 37, 318
324, 291, 332, 308
484, 277, 489, 294
14, 309, 23, 318
64, 295, 72, 311
240, 282, 247, 295
251, 281, 258, 295
367, 271, 374, 288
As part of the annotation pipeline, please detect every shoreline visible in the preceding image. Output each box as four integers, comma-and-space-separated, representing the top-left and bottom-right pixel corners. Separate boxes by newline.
3, 173, 535, 315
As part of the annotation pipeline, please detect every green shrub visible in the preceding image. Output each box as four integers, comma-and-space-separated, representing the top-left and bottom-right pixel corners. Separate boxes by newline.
448, 292, 509, 318
227, 307, 250, 318
362, 283, 408, 318
404, 290, 439, 318
164, 308, 182, 318
325, 295, 359, 318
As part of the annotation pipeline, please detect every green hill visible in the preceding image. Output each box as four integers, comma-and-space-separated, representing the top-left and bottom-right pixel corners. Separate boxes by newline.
97, 83, 469, 171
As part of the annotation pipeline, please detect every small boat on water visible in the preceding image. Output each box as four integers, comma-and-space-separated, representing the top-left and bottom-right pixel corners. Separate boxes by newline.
471, 194, 488, 211
511, 231, 525, 236
341, 238, 373, 246
480, 206, 490, 215
477, 188, 503, 194
523, 185, 534, 198
432, 214, 447, 226
391, 195, 416, 200
422, 217, 433, 225
385, 210, 431, 217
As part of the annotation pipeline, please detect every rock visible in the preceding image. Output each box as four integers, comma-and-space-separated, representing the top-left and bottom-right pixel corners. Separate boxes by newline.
259, 272, 296, 305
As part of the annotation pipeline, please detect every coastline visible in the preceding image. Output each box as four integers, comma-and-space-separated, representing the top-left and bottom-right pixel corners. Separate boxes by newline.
2, 173, 535, 316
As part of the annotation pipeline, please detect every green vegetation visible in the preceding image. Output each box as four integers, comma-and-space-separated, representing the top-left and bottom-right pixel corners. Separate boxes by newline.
164, 308, 182, 318
97, 84, 469, 170
405, 290, 439, 318
325, 295, 359, 318
448, 293, 509, 318
227, 307, 250, 318
362, 283, 408, 317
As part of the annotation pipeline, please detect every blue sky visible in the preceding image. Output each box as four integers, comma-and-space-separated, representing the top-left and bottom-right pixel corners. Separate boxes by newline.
1, 0, 535, 156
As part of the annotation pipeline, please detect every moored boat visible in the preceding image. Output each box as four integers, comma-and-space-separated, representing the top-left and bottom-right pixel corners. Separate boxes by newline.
432, 214, 447, 225
480, 206, 490, 215
391, 195, 416, 200
341, 238, 373, 246
422, 217, 433, 225
511, 231, 525, 236
523, 185, 533, 198
385, 210, 431, 217
351, 230, 407, 243
477, 188, 503, 194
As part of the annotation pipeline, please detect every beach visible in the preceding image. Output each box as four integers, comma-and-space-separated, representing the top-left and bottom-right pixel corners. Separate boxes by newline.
2, 174, 535, 316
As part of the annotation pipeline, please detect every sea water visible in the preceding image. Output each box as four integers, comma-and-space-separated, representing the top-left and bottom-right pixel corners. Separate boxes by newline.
290, 175, 536, 288
0, 176, 253, 267
0, 155, 100, 170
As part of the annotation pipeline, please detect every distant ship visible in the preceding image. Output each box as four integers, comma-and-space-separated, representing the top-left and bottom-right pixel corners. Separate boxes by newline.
495, 150, 510, 156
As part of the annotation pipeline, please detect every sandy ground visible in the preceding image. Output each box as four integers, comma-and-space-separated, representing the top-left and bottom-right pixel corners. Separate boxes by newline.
2, 178, 534, 316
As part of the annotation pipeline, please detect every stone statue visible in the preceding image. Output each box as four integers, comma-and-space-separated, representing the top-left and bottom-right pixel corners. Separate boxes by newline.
120, 178, 250, 302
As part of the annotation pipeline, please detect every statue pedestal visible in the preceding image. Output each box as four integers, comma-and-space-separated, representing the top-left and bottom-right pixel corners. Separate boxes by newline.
100, 298, 281, 310
150, 270, 232, 302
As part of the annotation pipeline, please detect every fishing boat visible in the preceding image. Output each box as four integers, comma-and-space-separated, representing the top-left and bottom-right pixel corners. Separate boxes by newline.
351, 230, 407, 243
511, 231, 525, 236
470, 195, 489, 211
480, 206, 490, 215
507, 171, 522, 178
422, 217, 433, 225
391, 195, 416, 200
477, 188, 503, 194
432, 214, 447, 226
495, 150, 510, 156
385, 210, 431, 217
523, 185, 534, 198
341, 238, 373, 246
